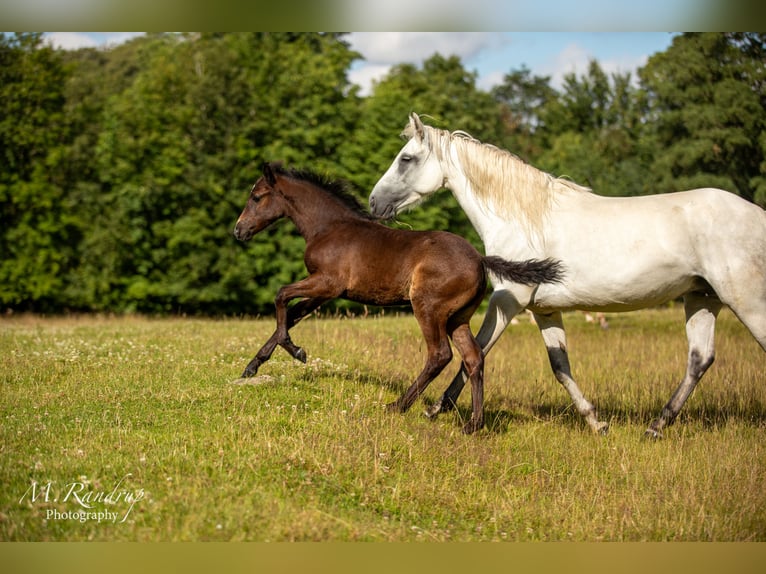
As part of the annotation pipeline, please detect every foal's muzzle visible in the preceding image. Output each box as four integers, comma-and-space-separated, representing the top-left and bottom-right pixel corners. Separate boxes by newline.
233, 225, 251, 242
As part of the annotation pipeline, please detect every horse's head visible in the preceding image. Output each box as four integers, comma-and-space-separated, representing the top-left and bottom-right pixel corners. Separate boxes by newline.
233, 162, 287, 241
369, 112, 445, 219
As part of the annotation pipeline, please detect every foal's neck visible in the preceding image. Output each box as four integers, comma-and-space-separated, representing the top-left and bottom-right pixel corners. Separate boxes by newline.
283, 181, 367, 242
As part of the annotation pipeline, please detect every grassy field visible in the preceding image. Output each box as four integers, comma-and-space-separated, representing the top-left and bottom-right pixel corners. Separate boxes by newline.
1, 307, 764, 541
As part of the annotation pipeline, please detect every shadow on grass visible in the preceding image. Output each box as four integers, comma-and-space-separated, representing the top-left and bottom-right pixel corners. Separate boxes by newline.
281, 357, 766, 436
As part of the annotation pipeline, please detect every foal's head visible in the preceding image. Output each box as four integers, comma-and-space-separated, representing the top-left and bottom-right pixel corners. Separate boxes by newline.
233, 163, 287, 242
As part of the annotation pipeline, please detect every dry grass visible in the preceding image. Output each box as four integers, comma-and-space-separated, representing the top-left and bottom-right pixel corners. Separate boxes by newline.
0, 307, 764, 541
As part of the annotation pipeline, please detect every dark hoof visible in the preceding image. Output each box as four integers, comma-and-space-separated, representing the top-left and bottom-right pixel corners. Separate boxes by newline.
295, 348, 307, 363
462, 420, 484, 435
386, 401, 404, 413
644, 427, 663, 440
241, 364, 259, 378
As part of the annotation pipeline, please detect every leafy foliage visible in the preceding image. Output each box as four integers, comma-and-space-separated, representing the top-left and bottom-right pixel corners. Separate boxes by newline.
1, 32, 764, 314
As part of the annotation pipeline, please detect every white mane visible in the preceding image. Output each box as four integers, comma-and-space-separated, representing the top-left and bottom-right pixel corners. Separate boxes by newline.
404, 123, 592, 235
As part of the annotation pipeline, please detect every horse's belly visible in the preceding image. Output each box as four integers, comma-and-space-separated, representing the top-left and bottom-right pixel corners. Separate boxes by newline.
529, 272, 701, 313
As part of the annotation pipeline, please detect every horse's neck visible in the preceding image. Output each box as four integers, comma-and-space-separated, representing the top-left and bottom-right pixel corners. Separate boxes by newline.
444, 161, 536, 251
283, 184, 361, 242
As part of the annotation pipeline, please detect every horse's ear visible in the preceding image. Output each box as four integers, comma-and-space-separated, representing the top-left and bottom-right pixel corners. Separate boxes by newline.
262, 162, 276, 185
409, 112, 425, 141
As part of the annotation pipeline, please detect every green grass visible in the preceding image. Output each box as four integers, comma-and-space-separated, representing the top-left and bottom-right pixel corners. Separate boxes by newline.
1, 308, 764, 541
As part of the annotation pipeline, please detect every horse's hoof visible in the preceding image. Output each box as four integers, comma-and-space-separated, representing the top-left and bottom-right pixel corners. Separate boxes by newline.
424, 402, 442, 419
295, 348, 307, 363
644, 427, 663, 440
462, 420, 484, 435
594, 421, 609, 436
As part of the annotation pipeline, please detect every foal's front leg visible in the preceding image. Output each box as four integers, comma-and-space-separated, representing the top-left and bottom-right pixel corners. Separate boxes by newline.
241, 295, 327, 377
271, 280, 332, 363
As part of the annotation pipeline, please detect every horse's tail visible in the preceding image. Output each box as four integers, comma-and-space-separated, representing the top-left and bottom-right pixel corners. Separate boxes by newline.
482, 256, 564, 285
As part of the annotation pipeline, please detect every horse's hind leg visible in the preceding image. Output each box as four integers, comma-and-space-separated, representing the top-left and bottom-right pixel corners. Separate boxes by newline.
646, 292, 722, 439
427, 289, 523, 418
388, 309, 453, 415
241, 296, 327, 377
449, 322, 485, 434
535, 311, 609, 434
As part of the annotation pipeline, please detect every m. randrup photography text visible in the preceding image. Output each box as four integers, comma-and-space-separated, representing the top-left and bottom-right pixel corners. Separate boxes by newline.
19, 473, 145, 524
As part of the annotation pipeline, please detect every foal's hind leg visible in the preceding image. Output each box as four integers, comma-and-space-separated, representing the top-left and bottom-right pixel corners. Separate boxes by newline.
427, 289, 523, 418
535, 311, 609, 434
646, 293, 722, 439
388, 308, 453, 415
241, 296, 327, 377
449, 322, 485, 434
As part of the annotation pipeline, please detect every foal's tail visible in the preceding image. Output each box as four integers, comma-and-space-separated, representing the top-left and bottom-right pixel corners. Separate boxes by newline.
482, 256, 564, 285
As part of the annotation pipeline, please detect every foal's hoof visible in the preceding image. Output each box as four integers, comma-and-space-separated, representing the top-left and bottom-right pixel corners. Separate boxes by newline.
241, 364, 259, 378
461, 419, 484, 435
295, 348, 307, 363
386, 401, 404, 414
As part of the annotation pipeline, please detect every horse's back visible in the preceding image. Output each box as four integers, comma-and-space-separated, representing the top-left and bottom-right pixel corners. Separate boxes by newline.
530, 187, 766, 312
678, 188, 766, 275
313, 220, 484, 306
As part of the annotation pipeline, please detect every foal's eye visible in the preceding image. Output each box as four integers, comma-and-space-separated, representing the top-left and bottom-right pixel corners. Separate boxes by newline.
251, 194, 261, 203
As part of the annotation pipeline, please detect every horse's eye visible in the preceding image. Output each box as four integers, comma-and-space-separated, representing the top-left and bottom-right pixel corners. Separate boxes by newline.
251, 194, 261, 203
401, 155, 413, 163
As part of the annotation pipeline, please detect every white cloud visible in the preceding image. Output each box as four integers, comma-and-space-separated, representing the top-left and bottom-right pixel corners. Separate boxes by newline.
348, 64, 392, 97
544, 43, 593, 87
476, 70, 506, 92
45, 32, 99, 50
44, 32, 144, 50
347, 32, 506, 96
543, 43, 648, 89
349, 32, 504, 65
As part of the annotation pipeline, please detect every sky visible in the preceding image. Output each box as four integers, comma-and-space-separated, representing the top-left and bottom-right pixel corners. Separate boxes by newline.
44, 32, 677, 95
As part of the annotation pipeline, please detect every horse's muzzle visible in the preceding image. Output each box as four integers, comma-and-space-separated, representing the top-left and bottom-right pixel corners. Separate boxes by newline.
369, 197, 395, 220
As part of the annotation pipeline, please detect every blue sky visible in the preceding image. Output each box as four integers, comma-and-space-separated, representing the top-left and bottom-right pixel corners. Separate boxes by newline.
45, 32, 677, 95
345, 32, 676, 94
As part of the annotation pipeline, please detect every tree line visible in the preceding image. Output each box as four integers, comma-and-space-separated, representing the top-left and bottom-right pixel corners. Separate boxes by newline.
1, 32, 764, 315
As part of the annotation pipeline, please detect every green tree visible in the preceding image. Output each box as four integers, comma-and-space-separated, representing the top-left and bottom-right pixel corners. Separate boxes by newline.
535, 60, 650, 197
0, 33, 78, 311
491, 65, 557, 160
67, 32, 363, 314
342, 54, 502, 248
640, 33, 766, 205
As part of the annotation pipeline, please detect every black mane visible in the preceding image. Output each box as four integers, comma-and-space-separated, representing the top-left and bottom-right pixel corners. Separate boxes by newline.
272, 164, 375, 220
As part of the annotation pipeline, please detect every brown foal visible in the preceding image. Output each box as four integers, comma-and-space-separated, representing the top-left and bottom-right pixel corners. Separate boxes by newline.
233, 163, 562, 433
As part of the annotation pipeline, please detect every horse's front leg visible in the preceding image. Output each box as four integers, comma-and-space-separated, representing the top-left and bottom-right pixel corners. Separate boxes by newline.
241, 296, 327, 377
534, 311, 608, 435
271, 276, 342, 365
272, 283, 328, 363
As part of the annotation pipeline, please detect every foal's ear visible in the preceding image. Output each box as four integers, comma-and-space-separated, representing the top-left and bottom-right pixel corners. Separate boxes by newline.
409, 112, 425, 141
262, 162, 277, 185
